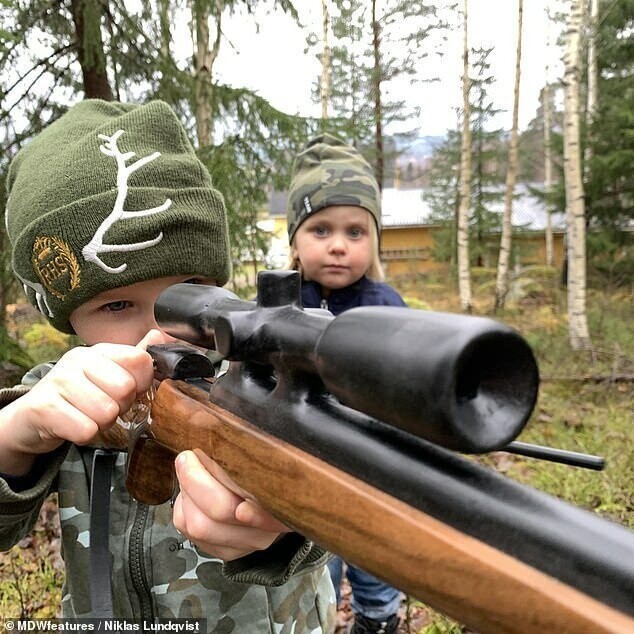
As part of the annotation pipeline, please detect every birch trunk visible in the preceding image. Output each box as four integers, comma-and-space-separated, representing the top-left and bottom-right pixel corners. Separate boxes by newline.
457, 0, 472, 313
543, 7, 554, 267
321, 0, 330, 119
192, 0, 222, 148
494, 0, 523, 310
371, 0, 384, 191
563, 0, 592, 349
584, 0, 599, 167
543, 81, 554, 267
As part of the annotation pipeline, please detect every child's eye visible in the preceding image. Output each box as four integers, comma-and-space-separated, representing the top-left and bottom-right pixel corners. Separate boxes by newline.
102, 300, 130, 313
348, 227, 364, 238
313, 226, 329, 237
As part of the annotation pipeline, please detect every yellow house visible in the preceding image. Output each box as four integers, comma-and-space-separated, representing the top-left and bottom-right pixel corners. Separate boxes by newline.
258, 187, 565, 281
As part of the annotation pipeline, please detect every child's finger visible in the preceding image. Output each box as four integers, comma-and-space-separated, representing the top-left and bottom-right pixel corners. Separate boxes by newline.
234, 498, 289, 533
172, 487, 282, 561
181, 450, 289, 532
175, 450, 244, 525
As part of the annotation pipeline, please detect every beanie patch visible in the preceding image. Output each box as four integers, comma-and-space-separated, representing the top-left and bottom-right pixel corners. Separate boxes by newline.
31, 236, 81, 303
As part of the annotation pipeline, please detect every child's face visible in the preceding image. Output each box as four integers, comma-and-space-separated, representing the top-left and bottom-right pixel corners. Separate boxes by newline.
291, 205, 374, 291
69, 275, 215, 346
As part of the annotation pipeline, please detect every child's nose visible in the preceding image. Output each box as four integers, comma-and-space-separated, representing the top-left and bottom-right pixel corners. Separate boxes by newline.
328, 234, 347, 253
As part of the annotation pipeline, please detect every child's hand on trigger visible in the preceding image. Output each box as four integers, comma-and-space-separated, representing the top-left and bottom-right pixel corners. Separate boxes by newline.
0, 343, 154, 476
173, 449, 291, 560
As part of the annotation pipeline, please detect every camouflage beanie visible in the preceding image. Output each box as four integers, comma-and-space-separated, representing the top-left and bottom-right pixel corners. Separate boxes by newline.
286, 133, 381, 243
5, 99, 231, 334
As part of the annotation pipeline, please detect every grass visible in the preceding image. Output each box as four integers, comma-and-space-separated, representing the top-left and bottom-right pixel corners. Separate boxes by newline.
0, 496, 63, 618
1, 269, 632, 630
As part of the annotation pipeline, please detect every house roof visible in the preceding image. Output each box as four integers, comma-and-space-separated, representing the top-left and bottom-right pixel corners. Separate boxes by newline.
269, 184, 565, 231
382, 184, 566, 231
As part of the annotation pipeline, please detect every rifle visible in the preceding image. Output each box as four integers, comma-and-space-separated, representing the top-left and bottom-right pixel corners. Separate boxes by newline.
95, 271, 634, 633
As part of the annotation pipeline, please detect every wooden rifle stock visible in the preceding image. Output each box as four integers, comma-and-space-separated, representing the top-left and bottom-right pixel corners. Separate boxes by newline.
97, 271, 633, 633
119, 378, 633, 634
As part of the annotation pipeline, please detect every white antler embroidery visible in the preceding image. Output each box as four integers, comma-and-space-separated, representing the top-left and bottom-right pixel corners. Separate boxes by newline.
82, 130, 172, 274
15, 273, 54, 318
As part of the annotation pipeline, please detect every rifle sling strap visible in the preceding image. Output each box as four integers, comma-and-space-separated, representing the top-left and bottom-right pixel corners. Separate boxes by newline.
89, 449, 116, 618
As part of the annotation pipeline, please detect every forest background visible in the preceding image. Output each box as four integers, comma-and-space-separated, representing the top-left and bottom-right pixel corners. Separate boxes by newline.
0, 0, 632, 632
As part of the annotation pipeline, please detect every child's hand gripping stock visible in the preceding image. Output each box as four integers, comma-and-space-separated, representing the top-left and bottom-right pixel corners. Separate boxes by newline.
0, 330, 289, 560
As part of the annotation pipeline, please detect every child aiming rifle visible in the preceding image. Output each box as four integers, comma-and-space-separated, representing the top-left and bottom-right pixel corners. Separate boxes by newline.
0, 100, 335, 631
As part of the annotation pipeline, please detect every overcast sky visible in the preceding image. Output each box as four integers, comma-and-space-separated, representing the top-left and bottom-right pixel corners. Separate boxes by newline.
199, 0, 564, 137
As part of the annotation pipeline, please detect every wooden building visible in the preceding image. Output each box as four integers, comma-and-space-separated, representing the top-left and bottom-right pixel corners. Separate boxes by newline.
259, 186, 565, 280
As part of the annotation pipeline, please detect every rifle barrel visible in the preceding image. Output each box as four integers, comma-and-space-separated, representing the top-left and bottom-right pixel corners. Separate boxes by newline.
504, 440, 605, 470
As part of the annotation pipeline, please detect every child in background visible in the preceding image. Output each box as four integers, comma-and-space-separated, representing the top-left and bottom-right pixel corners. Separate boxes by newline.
286, 133, 406, 634
0, 100, 334, 631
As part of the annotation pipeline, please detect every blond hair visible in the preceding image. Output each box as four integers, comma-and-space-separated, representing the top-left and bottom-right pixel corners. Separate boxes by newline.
288, 212, 384, 282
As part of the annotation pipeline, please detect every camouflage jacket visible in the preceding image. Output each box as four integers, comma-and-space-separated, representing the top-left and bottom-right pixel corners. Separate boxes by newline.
0, 369, 335, 632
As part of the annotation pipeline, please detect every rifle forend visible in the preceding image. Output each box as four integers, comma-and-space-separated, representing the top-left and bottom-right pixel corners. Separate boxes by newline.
154, 270, 539, 453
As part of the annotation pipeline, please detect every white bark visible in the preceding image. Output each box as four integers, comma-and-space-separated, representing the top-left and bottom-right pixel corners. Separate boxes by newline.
494, 0, 523, 310
543, 81, 554, 267
457, 0, 472, 313
563, 0, 592, 349
584, 0, 599, 167
321, 0, 330, 119
543, 7, 554, 267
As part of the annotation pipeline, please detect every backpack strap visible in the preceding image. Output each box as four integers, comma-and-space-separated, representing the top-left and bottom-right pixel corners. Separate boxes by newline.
89, 449, 117, 617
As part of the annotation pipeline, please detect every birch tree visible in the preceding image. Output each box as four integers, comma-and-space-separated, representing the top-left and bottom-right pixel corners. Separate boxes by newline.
542, 7, 555, 267
543, 81, 554, 267
457, 0, 472, 313
494, 0, 523, 310
584, 0, 599, 168
320, 0, 330, 119
563, 0, 591, 349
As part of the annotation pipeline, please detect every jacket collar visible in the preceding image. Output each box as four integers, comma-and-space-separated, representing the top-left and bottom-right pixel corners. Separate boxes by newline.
301, 277, 370, 315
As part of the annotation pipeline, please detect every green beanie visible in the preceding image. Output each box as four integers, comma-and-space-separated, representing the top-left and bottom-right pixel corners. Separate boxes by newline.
286, 133, 381, 243
6, 99, 231, 334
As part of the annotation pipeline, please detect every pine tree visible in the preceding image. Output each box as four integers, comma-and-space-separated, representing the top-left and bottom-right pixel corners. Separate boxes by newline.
0, 1, 312, 287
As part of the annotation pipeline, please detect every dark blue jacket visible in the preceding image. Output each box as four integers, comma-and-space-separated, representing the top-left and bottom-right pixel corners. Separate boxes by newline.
301, 276, 407, 316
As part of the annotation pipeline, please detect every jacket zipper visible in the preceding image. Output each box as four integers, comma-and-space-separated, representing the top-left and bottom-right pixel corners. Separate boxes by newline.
320, 298, 328, 310
128, 502, 154, 619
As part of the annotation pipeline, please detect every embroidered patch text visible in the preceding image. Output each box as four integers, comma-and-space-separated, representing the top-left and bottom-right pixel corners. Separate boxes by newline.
31, 236, 81, 301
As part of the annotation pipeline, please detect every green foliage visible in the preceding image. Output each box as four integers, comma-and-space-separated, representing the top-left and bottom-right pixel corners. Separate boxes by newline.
585, 0, 634, 230
199, 85, 315, 276
0, 326, 33, 368
22, 322, 73, 365
587, 228, 634, 288
421, 617, 464, 634
503, 381, 633, 529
